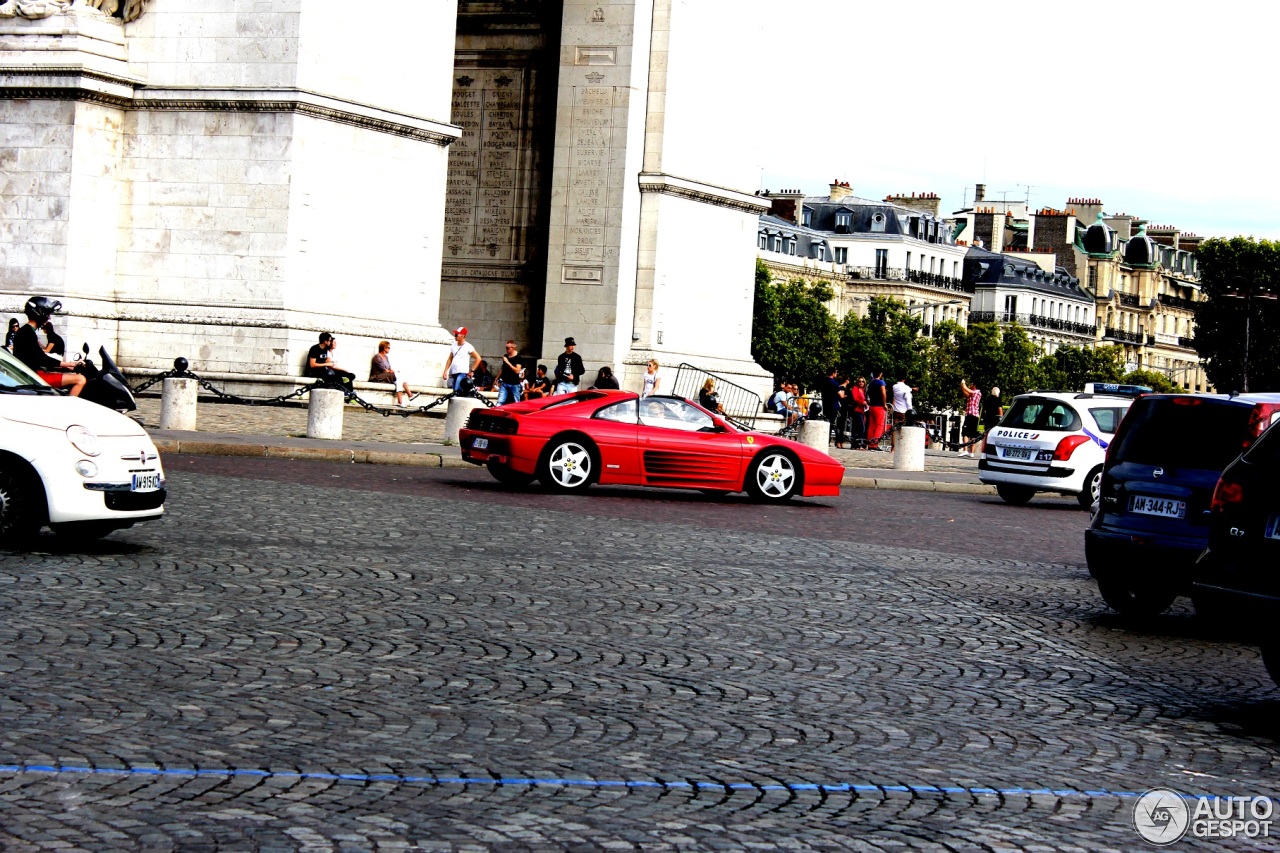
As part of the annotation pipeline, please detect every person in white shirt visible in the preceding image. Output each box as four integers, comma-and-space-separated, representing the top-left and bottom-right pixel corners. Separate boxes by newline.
442, 326, 480, 393
641, 359, 661, 397
890, 374, 915, 450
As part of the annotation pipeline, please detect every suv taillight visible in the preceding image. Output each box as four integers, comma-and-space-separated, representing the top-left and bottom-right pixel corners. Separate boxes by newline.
1210, 471, 1245, 514
1053, 434, 1090, 461
1246, 403, 1280, 448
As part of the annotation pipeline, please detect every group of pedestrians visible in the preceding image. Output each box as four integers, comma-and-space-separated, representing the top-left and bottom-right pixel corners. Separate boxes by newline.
302, 327, 630, 408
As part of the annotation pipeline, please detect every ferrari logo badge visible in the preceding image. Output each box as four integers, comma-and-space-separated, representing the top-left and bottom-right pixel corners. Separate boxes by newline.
746, 436, 755, 444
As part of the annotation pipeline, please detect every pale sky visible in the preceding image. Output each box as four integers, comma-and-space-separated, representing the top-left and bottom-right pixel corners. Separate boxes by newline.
729, 0, 1280, 240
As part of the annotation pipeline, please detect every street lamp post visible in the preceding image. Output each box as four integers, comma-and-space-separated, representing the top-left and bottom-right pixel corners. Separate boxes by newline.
906, 299, 965, 336
1224, 280, 1277, 393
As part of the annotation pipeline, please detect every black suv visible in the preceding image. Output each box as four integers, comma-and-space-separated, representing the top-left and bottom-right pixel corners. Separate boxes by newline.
1085, 392, 1280, 616
1193, 419, 1280, 687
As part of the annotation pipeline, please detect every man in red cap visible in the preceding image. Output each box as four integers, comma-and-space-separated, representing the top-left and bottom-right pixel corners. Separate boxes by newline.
442, 326, 480, 392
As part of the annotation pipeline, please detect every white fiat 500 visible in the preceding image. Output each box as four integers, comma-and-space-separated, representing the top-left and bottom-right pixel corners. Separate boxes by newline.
0, 347, 165, 542
978, 390, 1135, 507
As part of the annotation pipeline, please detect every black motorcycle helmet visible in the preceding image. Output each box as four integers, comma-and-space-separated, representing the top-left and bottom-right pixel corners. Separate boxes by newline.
23, 296, 62, 324
455, 375, 476, 396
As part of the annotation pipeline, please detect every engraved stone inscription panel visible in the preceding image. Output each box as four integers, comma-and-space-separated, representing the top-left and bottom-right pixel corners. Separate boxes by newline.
445, 68, 527, 262
563, 85, 613, 275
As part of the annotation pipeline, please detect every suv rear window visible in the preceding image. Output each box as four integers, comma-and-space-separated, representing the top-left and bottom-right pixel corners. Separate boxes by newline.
1110, 397, 1253, 470
1002, 397, 1081, 432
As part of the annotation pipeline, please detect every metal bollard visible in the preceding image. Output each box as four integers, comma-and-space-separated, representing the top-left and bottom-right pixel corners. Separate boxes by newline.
158, 377, 198, 431
893, 424, 926, 471
445, 395, 486, 444
307, 388, 345, 439
798, 418, 830, 453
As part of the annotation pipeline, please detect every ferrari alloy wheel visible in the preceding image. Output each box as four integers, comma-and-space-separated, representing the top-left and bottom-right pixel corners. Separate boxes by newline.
747, 449, 799, 502
540, 437, 596, 493
0, 462, 41, 543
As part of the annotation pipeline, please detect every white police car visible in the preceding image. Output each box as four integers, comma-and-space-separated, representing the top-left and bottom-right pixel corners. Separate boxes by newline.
978, 386, 1139, 507
0, 346, 165, 542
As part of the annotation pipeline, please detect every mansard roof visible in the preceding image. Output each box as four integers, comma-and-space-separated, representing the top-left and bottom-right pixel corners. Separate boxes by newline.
963, 246, 1088, 300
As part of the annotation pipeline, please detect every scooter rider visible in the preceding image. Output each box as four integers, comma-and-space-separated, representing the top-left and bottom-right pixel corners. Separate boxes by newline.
12, 297, 86, 397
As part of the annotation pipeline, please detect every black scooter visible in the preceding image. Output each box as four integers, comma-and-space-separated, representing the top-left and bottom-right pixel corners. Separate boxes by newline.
75, 344, 137, 412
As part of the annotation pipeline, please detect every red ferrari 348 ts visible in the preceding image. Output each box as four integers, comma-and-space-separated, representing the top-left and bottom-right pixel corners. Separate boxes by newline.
459, 390, 843, 501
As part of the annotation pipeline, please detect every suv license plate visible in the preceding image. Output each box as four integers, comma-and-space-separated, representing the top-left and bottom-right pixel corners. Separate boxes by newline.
472, 437, 489, 450
131, 472, 162, 493
1128, 495, 1186, 519
1002, 447, 1032, 459
1265, 515, 1280, 539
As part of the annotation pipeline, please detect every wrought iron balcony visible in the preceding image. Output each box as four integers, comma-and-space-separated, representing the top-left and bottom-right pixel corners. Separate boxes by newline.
1118, 292, 1140, 307
847, 266, 975, 294
1103, 327, 1144, 344
1158, 293, 1197, 311
969, 312, 1095, 336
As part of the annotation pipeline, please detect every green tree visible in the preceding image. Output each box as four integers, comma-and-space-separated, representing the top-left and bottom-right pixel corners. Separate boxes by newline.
1033, 345, 1122, 391
957, 322, 1003, 392
750, 260, 837, 385
1121, 369, 1178, 393
917, 319, 965, 413
998, 323, 1042, 398
1192, 236, 1280, 392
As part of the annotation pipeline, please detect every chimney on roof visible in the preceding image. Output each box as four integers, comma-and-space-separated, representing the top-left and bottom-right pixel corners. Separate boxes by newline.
886, 191, 941, 216
829, 180, 853, 202
765, 188, 806, 226
974, 183, 986, 204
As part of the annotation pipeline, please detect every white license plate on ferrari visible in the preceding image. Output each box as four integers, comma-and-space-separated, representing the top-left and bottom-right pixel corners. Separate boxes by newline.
1128, 495, 1186, 519
1002, 447, 1033, 460
472, 437, 489, 450
131, 471, 162, 492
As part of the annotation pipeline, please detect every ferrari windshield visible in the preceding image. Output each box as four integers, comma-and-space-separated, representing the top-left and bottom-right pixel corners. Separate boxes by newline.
0, 347, 52, 393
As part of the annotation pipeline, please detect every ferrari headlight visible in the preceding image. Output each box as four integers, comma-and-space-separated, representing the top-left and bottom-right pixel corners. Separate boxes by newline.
66, 424, 101, 457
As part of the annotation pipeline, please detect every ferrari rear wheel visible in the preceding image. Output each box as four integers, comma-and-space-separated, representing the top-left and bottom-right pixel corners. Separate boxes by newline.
487, 458, 535, 487
539, 436, 597, 493
746, 449, 800, 502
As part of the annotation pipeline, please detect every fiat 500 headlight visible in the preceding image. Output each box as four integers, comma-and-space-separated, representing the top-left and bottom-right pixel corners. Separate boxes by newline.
66, 424, 101, 457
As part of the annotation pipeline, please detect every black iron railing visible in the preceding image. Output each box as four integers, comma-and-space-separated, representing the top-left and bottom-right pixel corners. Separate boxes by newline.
1158, 293, 1197, 310
847, 267, 974, 294
1118, 292, 1140, 307
669, 363, 762, 428
1103, 327, 1144, 344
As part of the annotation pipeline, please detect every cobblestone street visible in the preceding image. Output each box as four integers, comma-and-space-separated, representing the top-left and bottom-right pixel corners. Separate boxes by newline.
2, 460, 1277, 850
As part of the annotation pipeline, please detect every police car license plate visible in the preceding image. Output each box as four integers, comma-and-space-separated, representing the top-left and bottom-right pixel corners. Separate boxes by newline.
131, 471, 162, 492
472, 437, 489, 450
1128, 495, 1186, 519
1002, 447, 1032, 460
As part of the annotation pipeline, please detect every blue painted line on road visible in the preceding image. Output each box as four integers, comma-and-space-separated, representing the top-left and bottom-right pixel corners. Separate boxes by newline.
0, 763, 1198, 800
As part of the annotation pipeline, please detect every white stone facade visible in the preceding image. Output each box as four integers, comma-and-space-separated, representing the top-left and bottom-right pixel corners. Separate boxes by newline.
1, 1, 461, 384
2, 0, 772, 399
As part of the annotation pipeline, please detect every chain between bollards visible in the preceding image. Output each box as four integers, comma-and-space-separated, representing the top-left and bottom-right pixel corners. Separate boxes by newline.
131, 358, 494, 418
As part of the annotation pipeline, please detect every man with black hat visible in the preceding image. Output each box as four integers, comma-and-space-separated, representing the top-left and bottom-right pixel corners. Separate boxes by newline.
553, 337, 585, 395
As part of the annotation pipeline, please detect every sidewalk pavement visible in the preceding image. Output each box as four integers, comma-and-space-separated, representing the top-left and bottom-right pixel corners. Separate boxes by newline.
133, 397, 995, 495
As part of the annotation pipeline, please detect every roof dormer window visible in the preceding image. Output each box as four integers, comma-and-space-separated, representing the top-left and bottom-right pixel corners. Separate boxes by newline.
835, 211, 851, 234
802, 208, 812, 228
871, 212, 886, 233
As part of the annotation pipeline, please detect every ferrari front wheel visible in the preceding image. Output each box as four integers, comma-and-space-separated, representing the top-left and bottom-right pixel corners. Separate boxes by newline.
539, 436, 597, 493
746, 449, 800, 502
